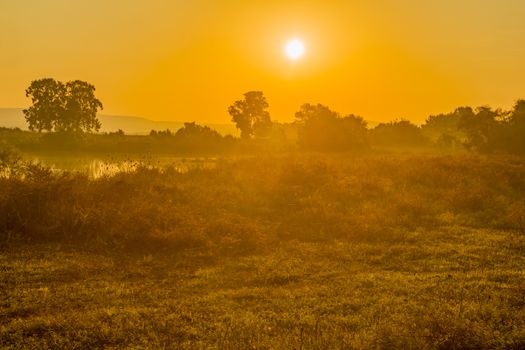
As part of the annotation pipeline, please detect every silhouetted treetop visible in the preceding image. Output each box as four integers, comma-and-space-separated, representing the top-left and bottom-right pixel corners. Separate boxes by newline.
23, 78, 66, 132
175, 122, 222, 139
295, 103, 369, 152
23, 78, 102, 133
457, 106, 501, 152
295, 103, 339, 123
228, 91, 272, 139
150, 129, 172, 137
371, 120, 428, 148
509, 99, 525, 125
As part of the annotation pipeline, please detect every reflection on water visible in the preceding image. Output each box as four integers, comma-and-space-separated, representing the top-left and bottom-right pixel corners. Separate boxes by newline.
21, 153, 216, 178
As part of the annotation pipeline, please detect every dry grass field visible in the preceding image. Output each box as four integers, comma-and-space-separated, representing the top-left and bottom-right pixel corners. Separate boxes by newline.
1, 155, 525, 349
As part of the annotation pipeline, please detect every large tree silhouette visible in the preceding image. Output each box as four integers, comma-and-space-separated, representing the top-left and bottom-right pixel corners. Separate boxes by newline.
370, 120, 428, 148
228, 91, 272, 139
24, 78, 103, 133
457, 106, 500, 152
295, 103, 369, 151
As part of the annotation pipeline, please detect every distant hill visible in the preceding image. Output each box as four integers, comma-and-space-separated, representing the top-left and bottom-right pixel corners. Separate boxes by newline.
0, 108, 239, 136
0, 109, 26, 130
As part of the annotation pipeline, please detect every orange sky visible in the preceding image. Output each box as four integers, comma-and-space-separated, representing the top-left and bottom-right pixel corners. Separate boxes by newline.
2, 1, 525, 123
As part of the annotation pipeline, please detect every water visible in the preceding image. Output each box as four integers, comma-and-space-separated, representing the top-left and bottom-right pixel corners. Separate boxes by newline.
20, 152, 217, 178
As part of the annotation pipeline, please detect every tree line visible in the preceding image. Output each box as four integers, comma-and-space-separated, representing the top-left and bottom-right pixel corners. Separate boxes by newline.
226, 90, 525, 153
22, 78, 525, 153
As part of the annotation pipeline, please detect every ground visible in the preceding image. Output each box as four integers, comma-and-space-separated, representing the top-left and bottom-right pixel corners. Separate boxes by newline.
2, 226, 524, 349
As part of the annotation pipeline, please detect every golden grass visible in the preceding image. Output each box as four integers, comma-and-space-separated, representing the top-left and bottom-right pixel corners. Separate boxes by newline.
1, 154, 525, 348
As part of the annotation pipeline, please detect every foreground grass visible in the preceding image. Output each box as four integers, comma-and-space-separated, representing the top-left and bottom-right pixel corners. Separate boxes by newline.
1, 155, 525, 348
2, 227, 524, 349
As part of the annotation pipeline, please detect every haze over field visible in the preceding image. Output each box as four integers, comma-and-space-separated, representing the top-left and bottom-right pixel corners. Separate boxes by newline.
2, 1, 525, 123
2, 2, 525, 348
0, 108, 238, 135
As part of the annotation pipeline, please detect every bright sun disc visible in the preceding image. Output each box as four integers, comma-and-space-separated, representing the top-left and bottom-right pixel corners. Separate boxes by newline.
285, 39, 305, 60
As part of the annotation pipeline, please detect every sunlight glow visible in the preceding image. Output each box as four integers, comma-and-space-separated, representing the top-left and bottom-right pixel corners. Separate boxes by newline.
285, 39, 305, 60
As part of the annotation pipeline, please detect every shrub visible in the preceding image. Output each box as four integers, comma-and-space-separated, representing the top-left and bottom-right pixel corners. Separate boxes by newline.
2, 155, 525, 251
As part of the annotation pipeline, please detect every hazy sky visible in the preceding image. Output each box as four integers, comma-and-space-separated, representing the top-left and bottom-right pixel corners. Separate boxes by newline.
2, 0, 525, 123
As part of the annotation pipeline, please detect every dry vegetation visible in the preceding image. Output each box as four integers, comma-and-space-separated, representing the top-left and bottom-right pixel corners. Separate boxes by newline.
1, 155, 525, 348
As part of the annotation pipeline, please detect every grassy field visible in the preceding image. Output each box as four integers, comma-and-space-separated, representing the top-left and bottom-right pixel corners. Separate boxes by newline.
1, 155, 525, 349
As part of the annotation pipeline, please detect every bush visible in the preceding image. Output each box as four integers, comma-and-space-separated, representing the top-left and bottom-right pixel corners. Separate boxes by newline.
1, 155, 525, 250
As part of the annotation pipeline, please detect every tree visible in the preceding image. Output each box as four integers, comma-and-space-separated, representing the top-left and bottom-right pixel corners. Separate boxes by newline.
228, 91, 272, 139
500, 100, 525, 153
457, 106, 501, 152
173, 122, 226, 153
175, 122, 222, 140
59, 80, 102, 133
509, 100, 525, 126
370, 120, 428, 148
23, 78, 66, 132
294, 103, 369, 151
23, 78, 103, 133
421, 111, 464, 145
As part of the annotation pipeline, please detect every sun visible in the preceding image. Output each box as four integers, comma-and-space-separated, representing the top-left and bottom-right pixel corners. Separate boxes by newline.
285, 39, 305, 60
